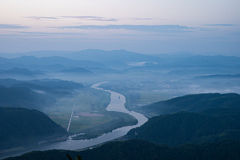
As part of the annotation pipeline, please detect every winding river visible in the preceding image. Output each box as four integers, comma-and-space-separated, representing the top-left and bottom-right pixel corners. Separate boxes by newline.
41, 82, 148, 150
1, 82, 148, 159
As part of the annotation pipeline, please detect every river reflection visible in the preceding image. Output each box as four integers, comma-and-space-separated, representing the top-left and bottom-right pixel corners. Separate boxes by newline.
1, 82, 148, 159
41, 82, 148, 150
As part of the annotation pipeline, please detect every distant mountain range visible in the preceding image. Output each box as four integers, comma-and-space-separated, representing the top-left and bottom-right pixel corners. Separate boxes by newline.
0, 50, 240, 76
174, 55, 240, 66
194, 74, 240, 79
0, 68, 44, 77
0, 107, 67, 150
0, 49, 165, 63
1, 49, 240, 65
0, 56, 108, 70
59, 67, 96, 76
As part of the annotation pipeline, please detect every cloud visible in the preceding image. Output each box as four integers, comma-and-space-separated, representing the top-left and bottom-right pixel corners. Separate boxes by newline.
0, 24, 28, 29
199, 28, 217, 31
25, 16, 118, 21
19, 31, 86, 36
0, 31, 86, 38
206, 24, 235, 27
129, 18, 167, 21
62, 16, 119, 22
199, 36, 230, 40
58, 25, 193, 33
130, 18, 154, 21
26, 16, 58, 20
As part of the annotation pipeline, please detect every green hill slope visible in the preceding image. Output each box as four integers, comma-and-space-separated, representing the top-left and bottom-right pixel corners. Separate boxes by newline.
0, 107, 67, 150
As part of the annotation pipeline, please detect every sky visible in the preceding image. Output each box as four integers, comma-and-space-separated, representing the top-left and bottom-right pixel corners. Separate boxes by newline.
0, 0, 240, 55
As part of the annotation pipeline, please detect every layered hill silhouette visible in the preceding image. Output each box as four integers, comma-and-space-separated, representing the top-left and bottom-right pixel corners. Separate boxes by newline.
0, 86, 55, 109
0, 68, 43, 77
59, 67, 96, 76
141, 93, 240, 115
0, 107, 67, 150
4, 139, 240, 160
0, 79, 84, 109
126, 108, 240, 146
124, 93, 240, 146
194, 74, 240, 79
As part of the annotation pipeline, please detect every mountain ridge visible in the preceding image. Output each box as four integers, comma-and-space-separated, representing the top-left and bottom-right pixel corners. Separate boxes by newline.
0, 107, 67, 150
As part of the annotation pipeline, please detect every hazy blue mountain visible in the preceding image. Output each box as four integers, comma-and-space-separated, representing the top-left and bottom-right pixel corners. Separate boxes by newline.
0, 86, 55, 109
174, 55, 240, 66
151, 52, 195, 63
141, 93, 240, 115
0, 78, 83, 90
166, 68, 237, 76
0, 79, 83, 109
59, 67, 96, 76
194, 74, 240, 79
0, 78, 21, 87
0, 68, 44, 77
4, 139, 240, 160
0, 56, 108, 69
28, 79, 84, 90
1, 51, 240, 71
57, 49, 166, 63
86, 67, 123, 74
0, 107, 66, 150
11, 82, 72, 97
102, 60, 130, 70
125, 63, 240, 75
8, 49, 165, 64
0, 57, 8, 63
1, 50, 240, 66
0, 62, 67, 72
0, 50, 72, 58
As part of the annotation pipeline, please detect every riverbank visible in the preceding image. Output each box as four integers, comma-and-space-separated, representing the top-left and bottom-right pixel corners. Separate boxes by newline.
1, 82, 147, 159
72, 111, 138, 140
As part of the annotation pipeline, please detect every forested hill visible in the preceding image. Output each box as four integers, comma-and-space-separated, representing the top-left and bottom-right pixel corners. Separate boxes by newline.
141, 93, 240, 116
4, 139, 240, 160
0, 107, 67, 150
126, 108, 240, 146
125, 93, 240, 146
0, 86, 55, 109
0, 78, 84, 109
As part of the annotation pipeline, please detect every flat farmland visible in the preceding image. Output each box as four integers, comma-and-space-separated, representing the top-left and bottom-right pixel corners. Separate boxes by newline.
45, 87, 111, 133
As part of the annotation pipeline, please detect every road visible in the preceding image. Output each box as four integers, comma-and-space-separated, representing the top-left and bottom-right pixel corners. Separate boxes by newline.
67, 103, 75, 132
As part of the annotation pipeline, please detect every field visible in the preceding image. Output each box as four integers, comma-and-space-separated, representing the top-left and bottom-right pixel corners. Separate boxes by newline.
45, 87, 137, 138
45, 87, 112, 133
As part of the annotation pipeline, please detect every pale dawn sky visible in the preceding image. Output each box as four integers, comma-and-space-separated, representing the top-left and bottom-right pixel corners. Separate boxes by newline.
0, 0, 239, 54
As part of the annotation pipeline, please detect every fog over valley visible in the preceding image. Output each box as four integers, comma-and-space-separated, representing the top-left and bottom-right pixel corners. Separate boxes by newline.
0, 49, 240, 159
1, 0, 240, 159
